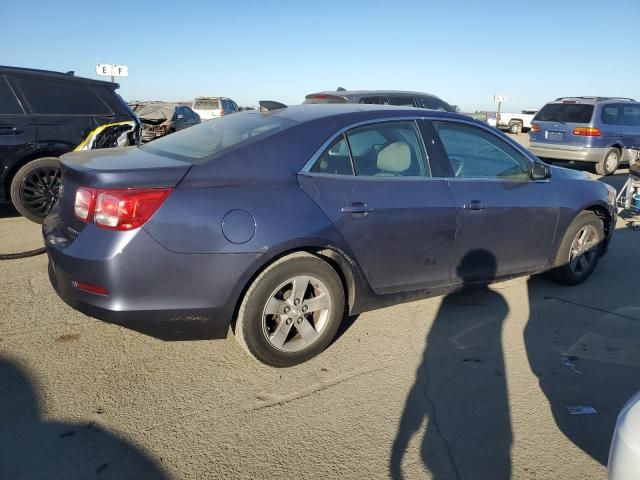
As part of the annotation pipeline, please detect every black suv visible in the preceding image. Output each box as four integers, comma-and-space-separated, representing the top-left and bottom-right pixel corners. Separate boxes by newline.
303, 89, 456, 112
0, 66, 139, 222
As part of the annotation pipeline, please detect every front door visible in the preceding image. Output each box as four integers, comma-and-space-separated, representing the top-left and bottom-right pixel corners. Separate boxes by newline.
299, 120, 457, 294
430, 120, 559, 283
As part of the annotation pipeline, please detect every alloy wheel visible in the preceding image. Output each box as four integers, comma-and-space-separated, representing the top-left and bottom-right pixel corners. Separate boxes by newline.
19, 166, 61, 219
568, 224, 599, 276
261, 275, 332, 352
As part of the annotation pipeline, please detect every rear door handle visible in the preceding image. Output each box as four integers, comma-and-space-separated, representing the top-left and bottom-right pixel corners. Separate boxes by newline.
463, 200, 485, 211
341, 202, 373, 215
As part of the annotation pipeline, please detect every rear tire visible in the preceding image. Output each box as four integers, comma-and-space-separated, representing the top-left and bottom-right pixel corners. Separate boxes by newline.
595, 148, 620, 176
508, 121, 522, 134
10, 157, 62, 224
550, 211, 604, 285
234, 252, 345, 367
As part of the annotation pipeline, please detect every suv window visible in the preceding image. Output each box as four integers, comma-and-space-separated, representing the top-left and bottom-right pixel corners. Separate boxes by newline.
420, 97, 451, 112
384, 96, 416, 107
623, 105, 640, 127
434, 121, 530, 179
358, 96, 381, 105
0, 76, 23, 114
310, 135, 353, 175
535, 103, 594, 124
346, 121, 429, 177
15, 77, 111, 115
601, 105, 622, 125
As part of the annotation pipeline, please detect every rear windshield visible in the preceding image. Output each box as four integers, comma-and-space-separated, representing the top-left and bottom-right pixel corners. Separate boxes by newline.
141, 112, 294, 163
535, 103, 594, 124
193, 98, 221, 110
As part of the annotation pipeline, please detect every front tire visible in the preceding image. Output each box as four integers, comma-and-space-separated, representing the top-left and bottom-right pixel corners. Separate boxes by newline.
550, 211, 604, 285
10, 157, 62, 224
595, 148, 620, 176
234, 252, 345, 367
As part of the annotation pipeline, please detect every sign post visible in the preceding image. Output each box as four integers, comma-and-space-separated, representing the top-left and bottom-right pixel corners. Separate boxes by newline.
494, 95, 507, 127
95, 64, 129, 83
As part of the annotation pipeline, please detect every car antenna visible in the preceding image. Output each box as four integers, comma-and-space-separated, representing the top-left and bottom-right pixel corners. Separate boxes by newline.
336, 87, 346, 91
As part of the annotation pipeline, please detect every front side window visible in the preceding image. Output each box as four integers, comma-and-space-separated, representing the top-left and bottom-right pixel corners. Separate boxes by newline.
434, 121, 530, 179
601, 105, 622, 125
15, 77, 111, 115
623, 105, 640, 127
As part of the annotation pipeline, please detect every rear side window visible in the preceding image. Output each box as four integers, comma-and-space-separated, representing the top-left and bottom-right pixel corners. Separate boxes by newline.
434, 121, 530, 179
623, 105, 640, 126
193, 98, 220, 110
420, 97, 453, 112
0, 76, 23, 114
358, 97, 381, 105
141, 112, 293, 163
383, 96, 416, 107
15, 77, 112, 115
601, 105, 622, 125
310, 135, 353, 175
535, 103, 594, 124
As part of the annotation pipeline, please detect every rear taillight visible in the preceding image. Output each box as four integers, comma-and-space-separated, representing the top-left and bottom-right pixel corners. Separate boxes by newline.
531, 123, 541, 133
572, 127, 601, 137
74, 187, 172, 230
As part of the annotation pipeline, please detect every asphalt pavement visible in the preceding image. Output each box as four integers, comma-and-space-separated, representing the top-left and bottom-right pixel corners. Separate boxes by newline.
1, 137, 639, 479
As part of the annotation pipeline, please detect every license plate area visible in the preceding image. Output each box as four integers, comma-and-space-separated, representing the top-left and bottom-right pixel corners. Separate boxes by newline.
546, 131, 564, 141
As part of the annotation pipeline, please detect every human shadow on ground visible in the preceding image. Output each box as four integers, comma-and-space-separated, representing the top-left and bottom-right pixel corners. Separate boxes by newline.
0, 356, 168, 479
390, 249, 511, 479
524, 225, 640, 465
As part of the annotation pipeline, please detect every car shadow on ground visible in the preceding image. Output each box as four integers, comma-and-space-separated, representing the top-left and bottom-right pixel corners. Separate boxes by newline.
390, 230, 640, 478
0, 356, 168, 479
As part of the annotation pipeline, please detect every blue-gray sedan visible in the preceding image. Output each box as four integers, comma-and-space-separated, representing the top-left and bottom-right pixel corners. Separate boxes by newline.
44, 104, 617, 366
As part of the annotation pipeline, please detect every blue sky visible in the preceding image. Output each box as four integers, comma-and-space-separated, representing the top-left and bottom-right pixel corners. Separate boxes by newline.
2, 0, 639, 112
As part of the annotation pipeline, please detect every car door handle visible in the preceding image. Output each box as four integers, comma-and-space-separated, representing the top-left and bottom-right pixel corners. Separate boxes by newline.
0, 127, 20, 135
463, 200, 486, 211
341, 203, 373, 215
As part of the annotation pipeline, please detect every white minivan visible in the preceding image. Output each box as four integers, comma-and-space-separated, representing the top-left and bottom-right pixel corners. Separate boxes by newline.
192, 97, 240, 121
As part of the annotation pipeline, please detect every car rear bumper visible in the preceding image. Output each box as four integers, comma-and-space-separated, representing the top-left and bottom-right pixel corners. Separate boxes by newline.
44, 215, 261, 341
529, 143, 607, 163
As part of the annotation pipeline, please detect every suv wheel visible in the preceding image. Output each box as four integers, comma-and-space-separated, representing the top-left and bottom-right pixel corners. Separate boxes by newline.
234, 252, 345, 367
595, 148, 620, 176
10, 157, 62, 224
550, 211, 604, 285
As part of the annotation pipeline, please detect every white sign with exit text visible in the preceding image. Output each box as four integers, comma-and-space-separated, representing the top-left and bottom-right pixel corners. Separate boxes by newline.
95, 64, 129, 77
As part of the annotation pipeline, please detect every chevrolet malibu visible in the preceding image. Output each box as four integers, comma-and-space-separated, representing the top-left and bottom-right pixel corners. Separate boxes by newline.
44, 105, 617, 366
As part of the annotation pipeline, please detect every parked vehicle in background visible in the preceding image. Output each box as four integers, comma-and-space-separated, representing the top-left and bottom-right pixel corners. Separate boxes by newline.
496, 110, 538, 134
138, 103, 200, 142
529, 96, 640, 175
0, 65, 139, 223
303, 89, 456, 112
484, 111, 498, 127
45, 104, 616, 367
608, 391, 640, 480
192, 97, 239, 121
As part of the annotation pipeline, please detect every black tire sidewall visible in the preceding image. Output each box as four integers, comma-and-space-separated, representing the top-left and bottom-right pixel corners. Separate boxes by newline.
9, 157, 61, 224
238, 256, 345, 367
552, 212, 604, 285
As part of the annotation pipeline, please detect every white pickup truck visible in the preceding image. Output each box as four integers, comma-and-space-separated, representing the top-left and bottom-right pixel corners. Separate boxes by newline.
496, 110, 538, 134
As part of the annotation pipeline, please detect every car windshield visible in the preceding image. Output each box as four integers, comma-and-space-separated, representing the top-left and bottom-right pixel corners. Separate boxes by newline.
193, 98, 221, 109
140, 111, 294, 163
535, 103, 594, 123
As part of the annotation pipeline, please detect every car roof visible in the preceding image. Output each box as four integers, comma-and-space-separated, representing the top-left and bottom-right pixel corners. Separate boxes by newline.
258, 103, 466, 124
0, 65, 119, 89
308, 90, 443, 99
551, 96, 637, 105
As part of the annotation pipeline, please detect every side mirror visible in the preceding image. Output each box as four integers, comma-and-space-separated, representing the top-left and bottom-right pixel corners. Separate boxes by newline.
531, 162, 551, 180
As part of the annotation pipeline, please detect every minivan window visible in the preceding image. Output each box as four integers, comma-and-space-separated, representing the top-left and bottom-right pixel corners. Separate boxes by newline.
0, 76, 23, 114
601, 105, 622, 125
384, 96, 416, 107
623, 105, 640, 127
141, 112, 293, 163
535, 103, 594, 124
15, 77, 112, 115
193, 98, 220, 110
359, 97, 381, 105
420, 97, 452, 112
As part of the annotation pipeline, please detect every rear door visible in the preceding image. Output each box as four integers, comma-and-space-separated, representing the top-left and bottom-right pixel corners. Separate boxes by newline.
298, 119, 457, 294
599, 103, 623, 145
0, 76, 35, 176
431, 119, 559, 282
